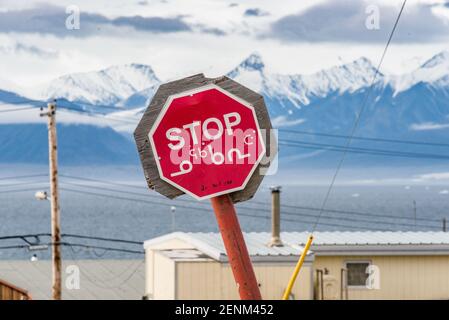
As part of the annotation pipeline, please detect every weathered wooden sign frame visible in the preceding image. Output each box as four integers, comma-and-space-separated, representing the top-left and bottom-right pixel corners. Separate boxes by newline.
134, 74, 276, 203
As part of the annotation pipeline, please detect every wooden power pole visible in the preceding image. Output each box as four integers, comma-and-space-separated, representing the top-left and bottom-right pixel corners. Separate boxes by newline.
43, 101, 62, 300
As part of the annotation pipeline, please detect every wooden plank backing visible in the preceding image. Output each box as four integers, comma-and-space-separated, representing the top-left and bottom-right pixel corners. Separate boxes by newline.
134, 74, 277, 203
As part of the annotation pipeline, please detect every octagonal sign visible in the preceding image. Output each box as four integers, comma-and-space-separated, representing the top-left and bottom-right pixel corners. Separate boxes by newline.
149, 84, 265, 200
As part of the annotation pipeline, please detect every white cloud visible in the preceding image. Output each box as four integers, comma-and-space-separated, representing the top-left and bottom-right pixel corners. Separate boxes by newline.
269, 0, 449, 43
414, 172, 449, 181
410, 122, 449, 131
0, 0, 448, 88
271, 116, 305, 127
0, 42, 58, 59
346, 171, 449, 185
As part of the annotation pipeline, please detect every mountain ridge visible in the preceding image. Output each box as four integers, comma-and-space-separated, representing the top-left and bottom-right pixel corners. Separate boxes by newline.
42, 63, 160, 106
1, 51, 449, 166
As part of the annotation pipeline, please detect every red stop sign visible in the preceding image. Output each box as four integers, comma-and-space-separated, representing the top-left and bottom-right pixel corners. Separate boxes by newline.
149, 84, 265, 200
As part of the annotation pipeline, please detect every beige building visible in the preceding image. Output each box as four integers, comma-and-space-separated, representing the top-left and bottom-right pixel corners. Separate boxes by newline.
144, 231, 449, 300
143, 232, 314, 300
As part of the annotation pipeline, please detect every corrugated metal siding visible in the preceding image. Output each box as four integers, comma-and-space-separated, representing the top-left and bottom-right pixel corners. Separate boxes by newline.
314, 255, 449, 300
176, 260, 313, 300
153, 253, 175, 299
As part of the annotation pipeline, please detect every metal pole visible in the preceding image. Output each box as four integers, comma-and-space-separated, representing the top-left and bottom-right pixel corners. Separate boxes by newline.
282, 234, 313, 300
315, 269, 324, 300
340, 268, 347, 300
210, 194, 262, 300
413, 200, 417, 230
268, 186, 282, 247
46, 101, 62, 300
170, 206, 176, 232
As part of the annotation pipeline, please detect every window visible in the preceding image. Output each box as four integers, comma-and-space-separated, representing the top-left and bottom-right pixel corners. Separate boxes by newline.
345, 261, 370, 287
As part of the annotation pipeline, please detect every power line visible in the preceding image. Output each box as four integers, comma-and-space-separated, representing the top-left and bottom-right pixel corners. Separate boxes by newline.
53, 98, 143, 115
281, 129, 449, 148
0, 98, 138, 124
310, 0, 408, 232
237, 211, 391, 231
57, 105, 138, 125
0, 187, 46, 194
60, 242, 144, 255
0, 106, 37, 113
278, 207, 440, 230
0, 181, 49, 188
0, 233, 50, 242
65, 245, 145, 290
0, 240, 143, 255
278, 203, 442, 223
58, 175, 444, 227
0, 244, 29, 250
61, 233, 143, 245
0, 233, 142, 246
279, 140, 449, 160
1, 176, 438, 234
60, 174, 147, 190
60, 186, 212, 213
59, 185, 439, 231
60, 180, 442, 229
1, 173, 439, 229
0, 173, 48, 181
1, 182, 441, 230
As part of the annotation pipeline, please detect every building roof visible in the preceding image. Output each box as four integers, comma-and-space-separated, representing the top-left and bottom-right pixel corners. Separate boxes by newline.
0, 260, 144, 300
291, 231, 449, 246
144, 231, 449, 260
294, 231, 449, 255
144, 231, 312, 262
159, 248, 214, 261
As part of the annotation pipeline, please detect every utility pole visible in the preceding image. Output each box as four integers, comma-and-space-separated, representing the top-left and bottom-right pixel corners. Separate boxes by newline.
268, 186, 283, 247
170, 206, 176, 232
41, 101, 62, 300
413, 200, 417, 230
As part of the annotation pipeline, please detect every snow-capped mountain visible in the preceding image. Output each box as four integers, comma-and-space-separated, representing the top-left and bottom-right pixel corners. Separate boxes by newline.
228, 51, 449, 127
42, 63, 160, 106
1, 50, 449, 166
224, 51, 449, 168
228, 53, 381, 110
390, 50, 449, 94
21, 50, 449, 118
119, 84, 159, 109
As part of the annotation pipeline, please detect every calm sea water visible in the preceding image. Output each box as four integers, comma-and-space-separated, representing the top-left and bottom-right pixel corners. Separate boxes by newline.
1, 174, 448, 259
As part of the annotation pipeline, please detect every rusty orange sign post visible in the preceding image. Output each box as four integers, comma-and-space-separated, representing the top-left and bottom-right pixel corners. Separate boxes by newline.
211, 194, 262, 299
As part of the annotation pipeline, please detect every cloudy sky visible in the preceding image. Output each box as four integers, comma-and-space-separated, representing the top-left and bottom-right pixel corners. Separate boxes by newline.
0, 0, 448, 90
